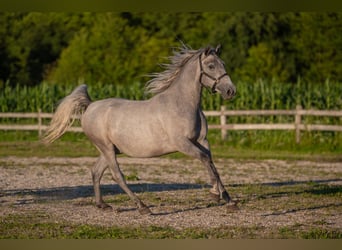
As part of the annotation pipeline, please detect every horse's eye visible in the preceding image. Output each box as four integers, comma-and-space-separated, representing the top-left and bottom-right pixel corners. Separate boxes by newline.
208, 64, 215, 70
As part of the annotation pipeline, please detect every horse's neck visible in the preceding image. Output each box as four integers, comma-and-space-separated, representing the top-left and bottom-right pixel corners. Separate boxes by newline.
166, 59, 202, 110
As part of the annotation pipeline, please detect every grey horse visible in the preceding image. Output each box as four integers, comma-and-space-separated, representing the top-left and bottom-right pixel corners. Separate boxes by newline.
43, 45, 236, 215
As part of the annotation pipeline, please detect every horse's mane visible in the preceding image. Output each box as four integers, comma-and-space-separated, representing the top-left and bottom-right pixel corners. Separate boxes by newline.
145, 45, 204, 95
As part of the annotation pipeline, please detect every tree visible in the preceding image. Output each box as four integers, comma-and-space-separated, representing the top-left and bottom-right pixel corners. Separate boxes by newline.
48, 13, 173, 86
1, 12, 341, 87
235, 42, 288, 82
1, 12, 93, 86
290, 12, 342, 82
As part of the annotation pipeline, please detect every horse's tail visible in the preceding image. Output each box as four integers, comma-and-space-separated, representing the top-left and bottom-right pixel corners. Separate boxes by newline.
42, 84, 91, 144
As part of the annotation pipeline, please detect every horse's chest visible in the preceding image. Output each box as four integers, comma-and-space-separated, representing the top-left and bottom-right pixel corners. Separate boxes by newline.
178, 112, 202, 139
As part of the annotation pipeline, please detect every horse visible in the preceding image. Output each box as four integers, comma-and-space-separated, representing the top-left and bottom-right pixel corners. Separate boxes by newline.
43, 44, 237, 215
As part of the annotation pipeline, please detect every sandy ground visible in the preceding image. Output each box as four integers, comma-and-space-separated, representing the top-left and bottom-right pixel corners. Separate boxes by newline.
0, 156, 341, 231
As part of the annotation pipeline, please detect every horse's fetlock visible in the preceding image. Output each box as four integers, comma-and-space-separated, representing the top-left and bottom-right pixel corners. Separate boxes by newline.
138, 206, 152, 215
96, 202, 113, 211
210, 187, 220, 195
199, 153, 211, 164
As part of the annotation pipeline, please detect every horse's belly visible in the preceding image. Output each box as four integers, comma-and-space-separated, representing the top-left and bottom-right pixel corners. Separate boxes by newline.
111, 122, 175, 158
115, 134, 175, 158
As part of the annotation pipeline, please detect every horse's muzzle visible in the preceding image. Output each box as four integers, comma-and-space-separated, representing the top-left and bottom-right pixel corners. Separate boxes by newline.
220, 84, 236, 100
226, 86, 236, 99
215, 77, 236, 100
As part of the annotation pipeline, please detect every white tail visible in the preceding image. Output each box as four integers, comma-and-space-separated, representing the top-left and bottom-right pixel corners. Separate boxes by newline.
42, 84, 91, 144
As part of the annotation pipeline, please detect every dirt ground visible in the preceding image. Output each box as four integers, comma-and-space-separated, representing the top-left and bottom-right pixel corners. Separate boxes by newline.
0, 156, 341, 233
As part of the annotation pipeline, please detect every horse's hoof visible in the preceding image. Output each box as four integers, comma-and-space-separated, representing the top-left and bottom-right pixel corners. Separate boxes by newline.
96, 203, 113, 211
209, 193, 220, 203
221, 191, 232, 203
226, 201, 239, 213
138, 206, 152, 215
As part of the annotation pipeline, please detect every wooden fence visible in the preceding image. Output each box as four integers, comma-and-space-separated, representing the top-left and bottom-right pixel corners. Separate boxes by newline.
205, 105, 342, 143
0, 105, 341, 143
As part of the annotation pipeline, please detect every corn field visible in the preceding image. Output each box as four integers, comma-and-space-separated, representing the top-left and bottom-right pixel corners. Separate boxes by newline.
1, 79, 341, 113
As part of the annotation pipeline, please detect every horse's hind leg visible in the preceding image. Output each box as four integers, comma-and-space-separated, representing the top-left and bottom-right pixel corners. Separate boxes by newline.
92, 154, 111, 210
100, 144, 152, 215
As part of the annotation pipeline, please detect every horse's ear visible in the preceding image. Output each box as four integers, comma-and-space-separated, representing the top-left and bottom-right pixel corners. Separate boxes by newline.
215, 44, 222, 55
204, 46, 212, 56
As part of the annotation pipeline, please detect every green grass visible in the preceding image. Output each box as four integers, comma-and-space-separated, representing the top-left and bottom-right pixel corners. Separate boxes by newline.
0, 215, 257, 239
0, 218, 280, 239
0, 138, 341, 161
0, 128, 341, 160
1, 217, 340, 239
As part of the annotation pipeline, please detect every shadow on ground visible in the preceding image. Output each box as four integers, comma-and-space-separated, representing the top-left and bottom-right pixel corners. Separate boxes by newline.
0, 183, 210, 202
1, 178, 340, 203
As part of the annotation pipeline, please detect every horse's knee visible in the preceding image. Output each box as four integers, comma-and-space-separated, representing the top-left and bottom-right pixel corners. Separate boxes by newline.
91, 169, 102, 184
92, 156, 107, 182
199, 151, 211, 164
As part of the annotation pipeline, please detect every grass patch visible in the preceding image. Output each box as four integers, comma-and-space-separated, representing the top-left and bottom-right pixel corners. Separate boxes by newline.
0, 140, 98, 158
0, 138, 341, 162
0, 128, 341, 160
278, 226, 342, 239
1, 213, 340, 239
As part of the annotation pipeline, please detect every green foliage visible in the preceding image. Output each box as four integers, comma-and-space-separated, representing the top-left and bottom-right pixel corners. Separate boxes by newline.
290, 13, 342, 82
48, 13, 173, 86
0, 12, 94, 87
236, 43, 289, 82
1, 12, 342, 87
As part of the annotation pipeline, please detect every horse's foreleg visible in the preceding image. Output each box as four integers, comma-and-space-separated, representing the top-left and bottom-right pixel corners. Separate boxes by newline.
91, 155, 111, 210
177, 139, 233, 204
201, 156, 231, 204
207, 160, 231, 203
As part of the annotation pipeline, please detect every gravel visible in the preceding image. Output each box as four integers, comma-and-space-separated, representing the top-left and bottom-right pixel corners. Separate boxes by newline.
0, 156, 341, 231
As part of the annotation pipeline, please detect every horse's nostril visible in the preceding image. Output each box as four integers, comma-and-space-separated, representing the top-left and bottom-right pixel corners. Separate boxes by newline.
227, 87, 236, 97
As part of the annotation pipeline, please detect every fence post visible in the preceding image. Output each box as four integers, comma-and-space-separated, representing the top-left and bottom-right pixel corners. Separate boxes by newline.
38, 109, 42, 137
220, 105, 227, 140
295, 105, 302, 144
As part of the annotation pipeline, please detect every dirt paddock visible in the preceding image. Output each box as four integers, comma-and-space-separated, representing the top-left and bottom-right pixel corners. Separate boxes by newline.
0, 156, 341, 236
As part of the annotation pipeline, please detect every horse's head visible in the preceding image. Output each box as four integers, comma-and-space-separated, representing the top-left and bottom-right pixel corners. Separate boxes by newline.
199, 45, 236, 100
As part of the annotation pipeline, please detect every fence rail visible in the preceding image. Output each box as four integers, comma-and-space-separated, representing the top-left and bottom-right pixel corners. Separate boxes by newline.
0, 105, 341, 143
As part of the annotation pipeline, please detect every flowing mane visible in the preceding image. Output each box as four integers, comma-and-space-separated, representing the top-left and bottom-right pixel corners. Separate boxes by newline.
145, 45, 204, 95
